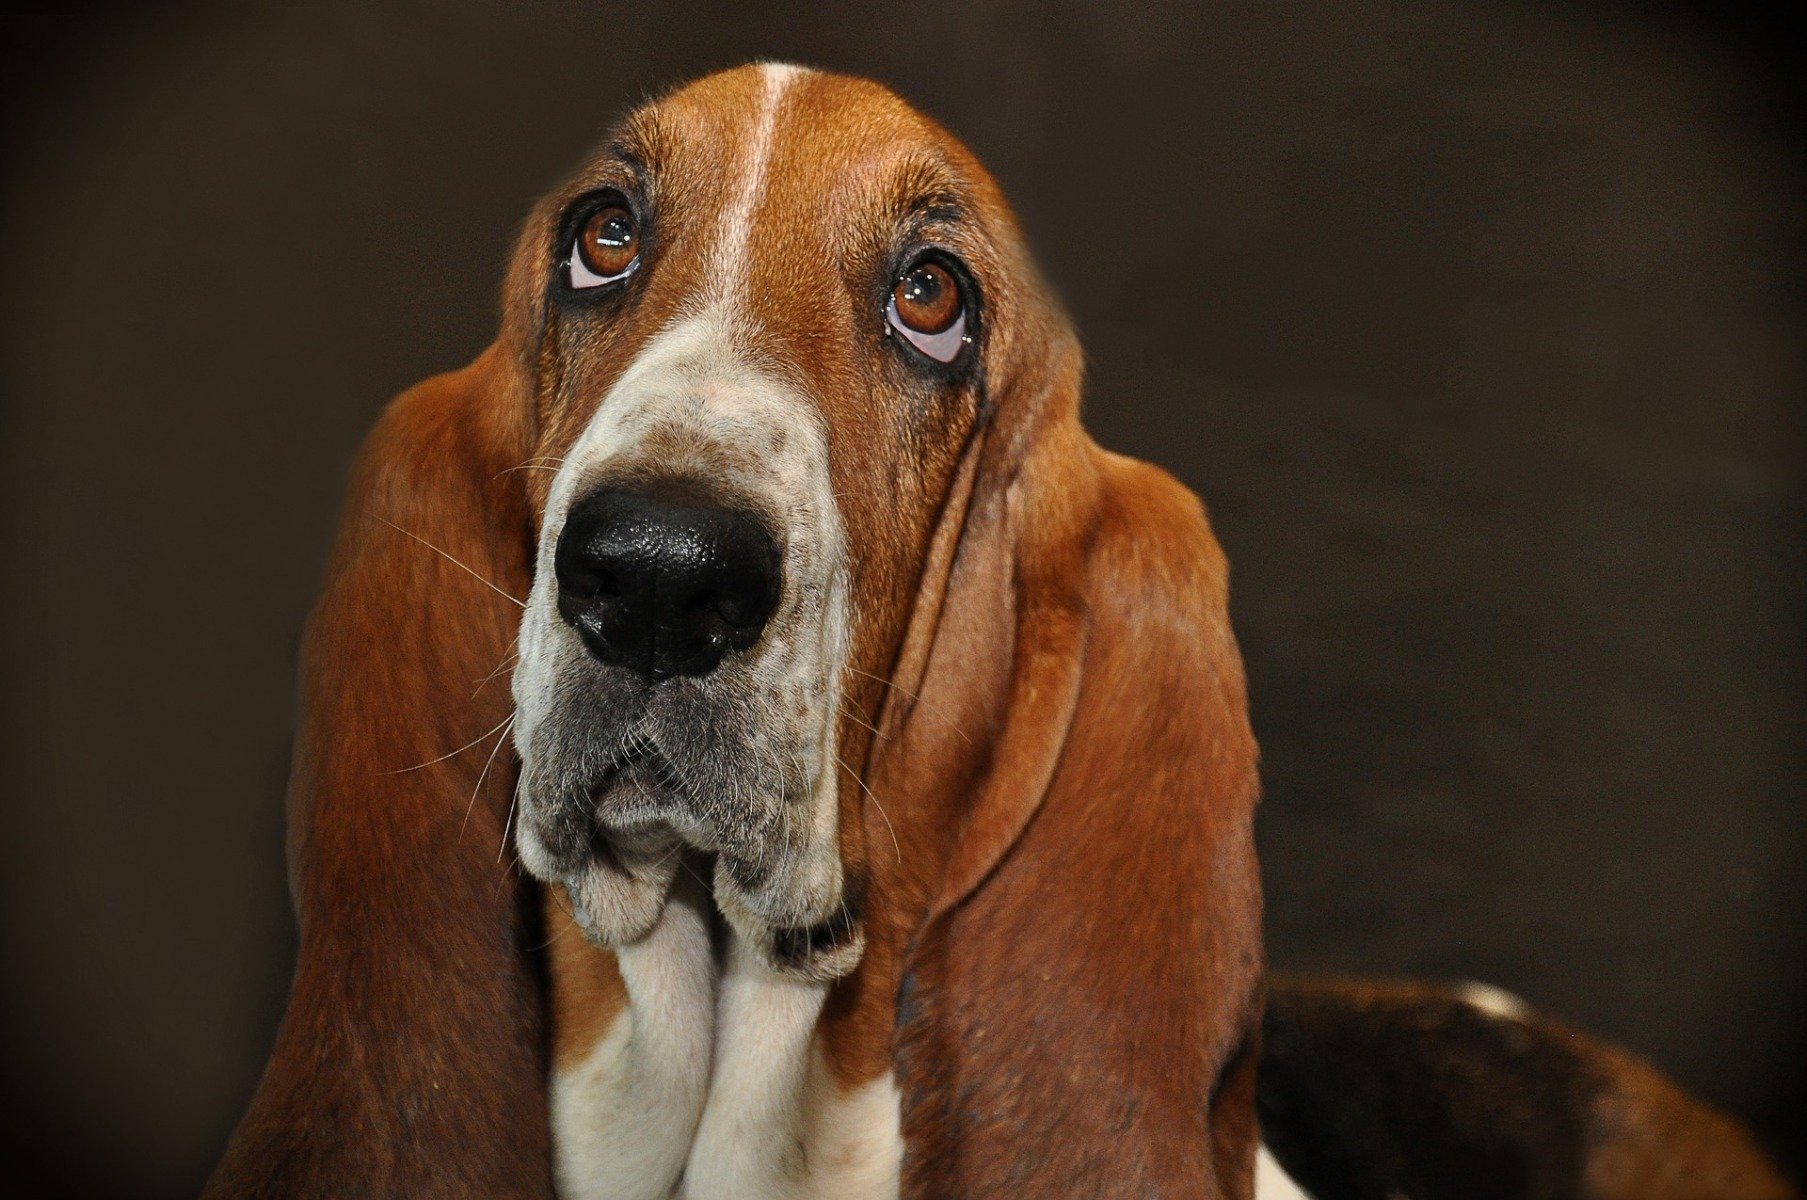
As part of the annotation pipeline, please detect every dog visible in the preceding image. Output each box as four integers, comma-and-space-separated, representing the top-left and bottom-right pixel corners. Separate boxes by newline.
208, 63, 1262, 1198
206, 64, 1794, 1200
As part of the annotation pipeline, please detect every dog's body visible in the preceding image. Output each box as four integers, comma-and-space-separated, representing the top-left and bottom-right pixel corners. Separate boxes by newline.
1257, 977, 1796, 1200
206, 65, 1793, 1200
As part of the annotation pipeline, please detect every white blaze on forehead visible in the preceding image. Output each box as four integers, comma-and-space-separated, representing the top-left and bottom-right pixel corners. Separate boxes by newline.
707, 62, 807, 310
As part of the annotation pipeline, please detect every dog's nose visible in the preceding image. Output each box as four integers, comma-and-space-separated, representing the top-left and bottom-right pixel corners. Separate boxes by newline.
554, 488, 781, 682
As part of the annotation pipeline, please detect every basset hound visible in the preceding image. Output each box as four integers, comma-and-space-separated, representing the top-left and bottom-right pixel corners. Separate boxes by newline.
205, 64, 1795, 1200
209, 62, 1263, 1199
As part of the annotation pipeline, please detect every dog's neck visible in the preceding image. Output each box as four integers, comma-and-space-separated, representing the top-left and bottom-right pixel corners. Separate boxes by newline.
547, 868, 905, 1200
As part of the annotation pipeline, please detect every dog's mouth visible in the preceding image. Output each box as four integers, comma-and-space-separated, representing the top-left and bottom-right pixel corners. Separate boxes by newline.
519, 711, 864, 980
588, 732, 687, 830
513, 604, 860, 978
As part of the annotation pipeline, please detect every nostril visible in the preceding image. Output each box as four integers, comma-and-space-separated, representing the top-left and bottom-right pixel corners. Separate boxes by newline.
697, 587, 771, 630
558, 564, 618, 602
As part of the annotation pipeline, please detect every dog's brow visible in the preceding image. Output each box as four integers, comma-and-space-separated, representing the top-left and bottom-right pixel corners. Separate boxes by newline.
608, 142, 648, 176
889, 159, 966, 224
909, 196, 965, 228
627, 101, 686, 155
559, 151, 649, 213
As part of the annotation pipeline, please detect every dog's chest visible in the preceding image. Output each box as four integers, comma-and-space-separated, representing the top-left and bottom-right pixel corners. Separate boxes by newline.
548, 904, 901, 1200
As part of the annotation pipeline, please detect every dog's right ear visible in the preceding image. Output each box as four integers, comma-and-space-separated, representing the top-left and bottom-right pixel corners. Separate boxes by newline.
204, 342, 553, 1198
867, 312, 1264, 1198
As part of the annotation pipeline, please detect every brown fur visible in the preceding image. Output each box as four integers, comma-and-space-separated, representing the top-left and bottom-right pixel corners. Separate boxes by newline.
544, 887, 629, 1076
208, 65, 1263, 1198
1583, 1034, 1793, 1200
204, 349, 550, 1197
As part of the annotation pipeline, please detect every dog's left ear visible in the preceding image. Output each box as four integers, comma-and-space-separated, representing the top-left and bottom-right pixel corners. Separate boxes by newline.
875, 331, 1264, 1198
207, 205, 561, 1197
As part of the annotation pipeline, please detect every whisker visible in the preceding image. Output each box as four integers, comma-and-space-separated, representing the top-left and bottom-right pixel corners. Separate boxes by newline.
846, 665, 973, 746
648, 841, 687, 877
495, 463, 562, 478
472, 649, 520, 699
677, 855, 713, 897
497, 772, 524, 864
836, 701, 881, 738
383, 711, 516, 775
494, 851, 524, 901
460, 714, 517, 842
529, 878, 583, 949
531, 916, 581, 952
837, 752, 901, 865
495, 455, 568, 481
846, 664, 917, 701
376, 516, 526, 608
831, 887, 854, 965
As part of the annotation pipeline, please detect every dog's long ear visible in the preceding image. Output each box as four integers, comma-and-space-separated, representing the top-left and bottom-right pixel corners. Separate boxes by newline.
204, 337, 552, 1197
878, 328, 1264, 1198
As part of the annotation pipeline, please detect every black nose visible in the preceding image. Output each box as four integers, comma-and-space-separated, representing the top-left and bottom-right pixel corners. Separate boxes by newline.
554, 488, 782, 682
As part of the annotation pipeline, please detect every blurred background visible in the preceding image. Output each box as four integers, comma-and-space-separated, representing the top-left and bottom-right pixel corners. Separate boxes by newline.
2, 1, 1801, 1195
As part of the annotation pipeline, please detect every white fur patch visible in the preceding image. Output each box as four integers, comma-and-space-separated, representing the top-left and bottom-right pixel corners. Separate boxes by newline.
682, 940, 901, 1199
1256, 1143, 1315, 1200
1457, 980, 1530, 1022
552, 934, 902, 1199
552, 887, 716, 1200
707, 62, 802, 309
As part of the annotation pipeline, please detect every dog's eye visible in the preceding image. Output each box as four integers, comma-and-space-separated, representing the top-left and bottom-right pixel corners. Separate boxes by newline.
886, 261, 968, 363
568, 205, 640, 288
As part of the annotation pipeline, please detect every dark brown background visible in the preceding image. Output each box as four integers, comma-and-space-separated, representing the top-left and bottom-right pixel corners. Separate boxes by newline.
2, 2, 1802, 1197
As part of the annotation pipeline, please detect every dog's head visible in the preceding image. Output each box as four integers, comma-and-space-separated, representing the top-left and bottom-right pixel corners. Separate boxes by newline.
507, 64, 1070, 978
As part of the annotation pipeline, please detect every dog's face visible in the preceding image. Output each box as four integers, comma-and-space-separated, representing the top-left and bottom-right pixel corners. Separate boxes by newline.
510, 65, 1040, 976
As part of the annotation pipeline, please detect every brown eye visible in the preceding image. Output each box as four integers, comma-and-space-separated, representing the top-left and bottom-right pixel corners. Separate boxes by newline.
892, 263, 960, 333
569, 205, 639, 287
886, 261, 969, 363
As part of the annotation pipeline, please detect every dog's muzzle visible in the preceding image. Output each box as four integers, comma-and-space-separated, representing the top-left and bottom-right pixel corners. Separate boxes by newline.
514, 474, 860, 981
511, 315, 859, 980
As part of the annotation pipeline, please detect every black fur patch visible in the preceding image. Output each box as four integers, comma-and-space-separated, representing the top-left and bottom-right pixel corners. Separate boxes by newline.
768, 871, 866, 971
1257, 983, 1601, 1200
